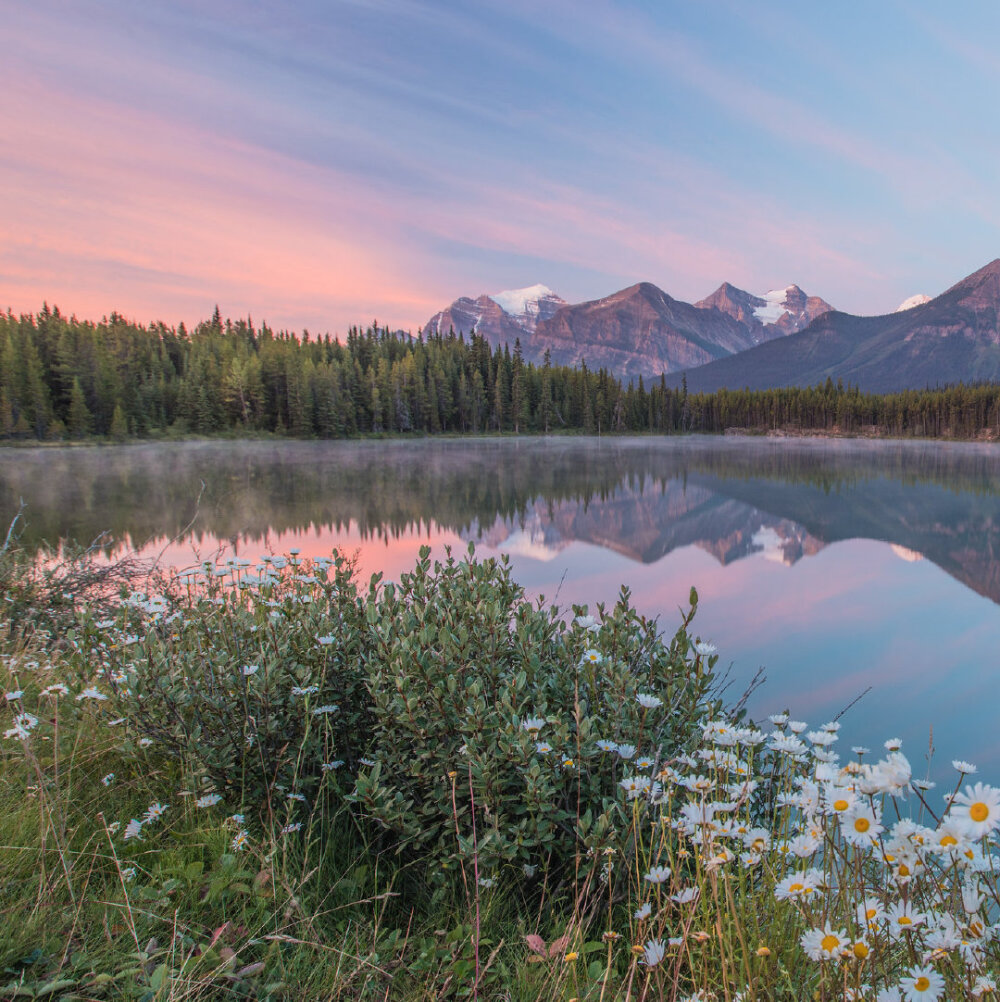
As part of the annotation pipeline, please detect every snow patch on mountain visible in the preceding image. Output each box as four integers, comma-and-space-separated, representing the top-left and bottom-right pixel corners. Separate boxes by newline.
895, 294, 931, 313
490, 284, 560, 321
753, 288, 794, 325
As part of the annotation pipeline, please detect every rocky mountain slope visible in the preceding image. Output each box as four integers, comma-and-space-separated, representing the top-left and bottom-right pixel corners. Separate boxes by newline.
667, 259, 1000, 393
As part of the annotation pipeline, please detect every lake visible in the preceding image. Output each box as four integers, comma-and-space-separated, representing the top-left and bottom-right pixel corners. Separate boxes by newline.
5, 435, 1000, 780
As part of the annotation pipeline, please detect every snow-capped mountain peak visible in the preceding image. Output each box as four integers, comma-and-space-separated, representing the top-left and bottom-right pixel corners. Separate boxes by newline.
753, 287, 796, 325
489, 284, 566, 330
895, 294, 931, 313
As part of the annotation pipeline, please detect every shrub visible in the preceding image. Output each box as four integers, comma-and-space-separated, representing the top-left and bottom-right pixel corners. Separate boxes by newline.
85, 552, 374, 809
79, 546, 719, 892
354, 544, 717, 885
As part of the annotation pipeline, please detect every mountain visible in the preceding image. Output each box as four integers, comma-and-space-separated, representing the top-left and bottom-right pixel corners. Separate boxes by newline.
694, 283, 833, 343
422, 284, 566, 348
528, 282, 761, 380
668, 259, 1000, 393
423, 280, 832, 380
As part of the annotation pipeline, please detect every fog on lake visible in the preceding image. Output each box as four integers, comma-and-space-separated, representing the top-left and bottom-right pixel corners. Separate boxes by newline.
5, 435, 1000, 776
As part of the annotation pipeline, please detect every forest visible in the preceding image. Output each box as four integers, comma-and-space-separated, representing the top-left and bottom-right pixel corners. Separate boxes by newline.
3, 303, 1000, 441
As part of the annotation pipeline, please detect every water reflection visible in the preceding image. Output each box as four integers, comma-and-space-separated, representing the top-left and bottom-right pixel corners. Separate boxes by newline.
3, 438, 999, 604
3, 437, 1000, 772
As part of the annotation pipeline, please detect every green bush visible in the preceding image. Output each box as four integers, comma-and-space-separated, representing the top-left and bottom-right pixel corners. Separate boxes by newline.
85, 552, 373, 809
354, 545, 715, 885
80, 546, 717, 889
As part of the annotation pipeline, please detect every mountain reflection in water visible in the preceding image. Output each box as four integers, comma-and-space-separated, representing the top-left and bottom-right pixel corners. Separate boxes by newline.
3, 437, 1000, 773
3, 437, 997, 605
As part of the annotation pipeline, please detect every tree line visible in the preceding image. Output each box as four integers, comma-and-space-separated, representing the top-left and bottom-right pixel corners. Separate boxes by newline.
3, 303, 1000, 440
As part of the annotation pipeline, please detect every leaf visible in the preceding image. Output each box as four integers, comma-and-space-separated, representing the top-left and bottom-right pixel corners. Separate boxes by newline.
548, 934, 570, 958
236, 962, 265, 978
524, 934, 547, 956
208, 923, 230, 949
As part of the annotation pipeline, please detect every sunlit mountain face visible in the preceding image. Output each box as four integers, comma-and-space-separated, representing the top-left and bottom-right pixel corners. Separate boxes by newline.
4, 436, 1000, 774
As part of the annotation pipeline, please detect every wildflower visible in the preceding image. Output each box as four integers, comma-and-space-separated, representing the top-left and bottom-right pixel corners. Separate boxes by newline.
101, 773, 115, 786
884, 737, 903, 751
693, 642, 716, 656
899, 965, 944, 1000
671, 887, 699, 904
953, 760, 978, 774
973, 975, 997, 997
311, 704, 339, 715
5, 690, 23, 701
522, 716, 546, 733
596, 739, 617, 752
887, 900, 926, 938
857, 897, 885, 929
231, 830, 250, 851
321, 760, 344, 771
581, 649, 602, 665
287, 792, 306, 802
634, 902, 652, 920
635, 756, 655, 769
143, 802, 168, 823
76, 687, 108, 701
535, 742, 551, 754
523, 864, 537, 878
950, 782, 1000, 837
630, 941, 663, 972
800, 924, 849, 961
281, 822, 302, 834
241, 665, 260, 676
643, 865, 671, 884
195, 794, 222, 808
768, 713, 789, 725
615, 743, 636, 760
477, 876, 494, 888
316, 635, 335, 645
359, 757, 376, 767
290, 685, 320, 696
563, 951, 578, 962
124, 819, 144, 841
602, 930, 620, 942
4, 712, 39, 740
842, 805, 884, 848
636, 693, 662, 710
121, 866, 137, 882
41, 683, 69, 696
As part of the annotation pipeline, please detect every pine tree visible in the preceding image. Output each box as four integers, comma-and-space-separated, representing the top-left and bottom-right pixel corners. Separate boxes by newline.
67, 377, 93, 438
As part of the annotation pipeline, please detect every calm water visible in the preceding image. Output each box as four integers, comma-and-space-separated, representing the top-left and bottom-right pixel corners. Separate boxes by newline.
5, 436, 1000, 778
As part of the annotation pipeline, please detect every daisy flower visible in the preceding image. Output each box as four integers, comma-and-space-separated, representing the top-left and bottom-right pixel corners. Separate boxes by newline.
950, 782, 1000, 838
195, 793, 222, 808
636, 693, 663, 710
643, 865, 671, 884
800, 924, 849, 961
231, 830, 250, 851
899, 965, 943, 1000
953, 760, 977, 775
641, 939, 666, 967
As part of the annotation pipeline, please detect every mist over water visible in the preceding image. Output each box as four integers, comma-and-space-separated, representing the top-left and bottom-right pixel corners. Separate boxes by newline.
4, 435, 1000, 778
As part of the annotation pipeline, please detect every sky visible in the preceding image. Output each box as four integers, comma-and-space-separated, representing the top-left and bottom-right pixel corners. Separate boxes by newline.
3, 0, 1000, 335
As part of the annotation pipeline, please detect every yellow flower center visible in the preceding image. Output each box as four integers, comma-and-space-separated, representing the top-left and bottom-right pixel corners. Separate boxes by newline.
865, 908, 878, 920
854, 817, 870, 833
940, 835, 958, 846
897, 916, 912, 926
898, 863, 911, 876
834, 799, 849, 811
789, 882, 804, 893
853, 942, 869, 959
970, 802, 989, 823
820, 934, 840, 952
914, 977, 930, 991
